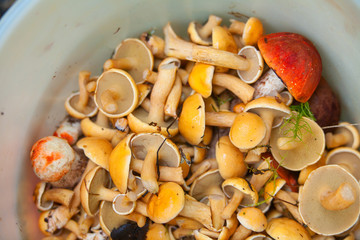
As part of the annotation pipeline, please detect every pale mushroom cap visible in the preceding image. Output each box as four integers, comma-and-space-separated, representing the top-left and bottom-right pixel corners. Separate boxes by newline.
299, 165, 360, 235
98, 200, 128, 236
131, 133, 180, 167
244, 96, 290, 120
178, 93, 206, 145
270, 116, 325, 171
76, 137, 113, 171
190, 169, 224, 201
30, 136, 75, 182
222, 178, 258, 206
65, 92, 98, 119
237, 207, 267, 232
266, 217, 311, 240
326, 147, 360, 180
33, 182, 53, 211
112, 194, 136, 215
237, 46, 264, 84
113, 38, 154, 84
147, 182, 185, 223
95, 69, 139, 118
229, 112, 266, 150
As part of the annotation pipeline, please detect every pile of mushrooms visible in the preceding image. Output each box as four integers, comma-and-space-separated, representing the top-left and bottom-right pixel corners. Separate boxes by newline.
30, 14, 360, 240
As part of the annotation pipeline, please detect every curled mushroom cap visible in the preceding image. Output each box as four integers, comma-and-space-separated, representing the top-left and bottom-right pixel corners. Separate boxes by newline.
326, 147, 360, 181
94, 69, 138, 118
270, 115, 325, 171
147, 182, 185, 223
30, 136, 75, 183
188, 15, 222, 46
325, 122, 359, 149
266, 217, 311, 240
190, 169, 224, 201
237, 46, 264, 84
299, 165, 360, 236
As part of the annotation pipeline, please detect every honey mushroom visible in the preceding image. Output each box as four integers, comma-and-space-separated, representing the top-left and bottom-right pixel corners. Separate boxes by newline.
103, 38, 154, 84
65, 71, 98, 119
188, 14, 222, 46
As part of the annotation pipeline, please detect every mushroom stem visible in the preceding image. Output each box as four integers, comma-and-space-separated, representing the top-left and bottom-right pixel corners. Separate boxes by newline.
75, 71, 91, 112
231, 224, 252, 240
173, 228, 194, 239
164, 23, 250, 70
250, 161, 273, 192
103, 57, 137, 71
205, 112, 238, 127
222, 189, 244, 220
97, 186, 120, 202
141, 148, 159, 193
325, 131, 352, 149
140, 33, 166, 58
212, 73, 255, 104
209, 194, 226, 231
320, 182, 356, 211
277, 137, 303, 150
131, 159, 185, 185
100, 89, 119, 114
43, 188, 75, 207
64, 219, 85, 239
134, 200, 149, 217
165, 75, 182, 118
275, 190, 303, 224
253, 69, 285, 99
95, 110, 110, 128
143, 69, 158, 84
198, 15, 222, 39
185, 160, 211, 186
179, 196, 213, 229
229, 19, 245, 35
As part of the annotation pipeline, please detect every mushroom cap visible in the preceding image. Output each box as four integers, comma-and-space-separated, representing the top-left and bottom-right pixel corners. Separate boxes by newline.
178, 93, 206, 145
237, 207, 267, 232
30, 136, 75, 182
266, 217, 311, 240
188, 63, 215, 98
244, 96, 290, 121
263, 178, 286, 204
33, 182, 53, 211
222, 178, 258, 207
76, 137, 113, 171
215, 135, 247, 179
237, 46, 264, 84
190, 169, 224, 201
94, 69, 139, 118
131, 133, 180, 167
242, 17, 264, 46
270, 115, 325, 171
65, 92, 98, 119
98, 200, 129, 236
109, 133, 134, 194
147, 182, 185, 223
212, 25, 238, 53
244, 234, 271, 240
328, 122, 359, 149
326, 147, 360, 181
258, 32, 322, 103
146, 223, 170, 240
229, 112, 266, 150
80, 166, 112, 216
112, 38, 154, 84
112, 194, 136, 215
299, 165, 360, 235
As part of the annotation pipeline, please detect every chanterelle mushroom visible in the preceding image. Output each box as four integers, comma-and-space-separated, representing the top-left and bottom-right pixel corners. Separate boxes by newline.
299, 165, 360, 236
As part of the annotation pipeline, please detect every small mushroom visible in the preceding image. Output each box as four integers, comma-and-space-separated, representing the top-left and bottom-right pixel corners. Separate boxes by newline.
258, 32, 322, 103
325, 122, 359, 149
94, 69, 139, 118
221, 177, 258, 220
188, 63, 215, 98
187, 15, 222, 46
237, 46, 264, 84
33, 182, 74, 211
190, 169, 224, 201
140, 32, 166, 58
103, 38, 154, 84
266, 217, 311, 240
65, 71, 98, 119
53, 117, 81, 145
237, 207, 267, 232
299, 165, 360, 235
179, 195, 213, 229
146, 223, 170, 240
326, 147, 360, 181
242, 17, 264, 46
270, 115, 325, 170
208, 194, 226, 231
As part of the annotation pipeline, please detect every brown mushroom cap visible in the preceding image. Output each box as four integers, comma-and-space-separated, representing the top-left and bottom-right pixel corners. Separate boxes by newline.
266, 217, 311, 240
94, 69, 138, 118
299, 165, 360, 235
109, 38, 154, 84
270, 115, 325, 171
237, 46, 264, 84
30, 136, 75, 183
326, 147, 360, 181
190, 169, 224, 201
237, 207, 267, 232
222, 178, 258, 207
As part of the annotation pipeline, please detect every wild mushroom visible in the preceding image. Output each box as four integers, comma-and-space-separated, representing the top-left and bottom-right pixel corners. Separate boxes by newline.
244, 234, 272, 240
258, 32, 322, 103
188, 63, 215, 98
146, 223, 170, 240
65, 71, 98, 119
221, 177, 258, 220
266, 217, 311, 240
179, 195, 213, 229
326, 147, 360, 181
130, 133, 181, 193
242, 17, 264, 46
237, 46, 264, 84
215, 135, 247, 179
299, 165, 360, 235
208, 194, 226, 231
128, 57, 180, 136
53, 117, 81, 145
103, 38, 154, 84
325, 122, 359, 149
252, 69, 286, 99
140, 32, 166, 58
190, 169, 224, 201
237, 207, 267, 232
94, 69, 138, 118
187, 15, 222, 46
30, 136, 87, 188
270, 115, 325, 170
33, 181, 74, 211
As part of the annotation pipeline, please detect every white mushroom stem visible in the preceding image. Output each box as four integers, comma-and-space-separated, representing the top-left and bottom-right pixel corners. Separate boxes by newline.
179, 196, 213, 229
320, 182, 356, 211
212, 73, 254, 104
103, 57, 137, 71
164, 23, 250, 70
165, 75, 182, 118
222, 189, 244, 220
253, 69, 285, 99
75, 71, 91, 112
42, 188, 75, 207
275, 190, 303, 224
148, 60, 178, 124
131, 159, 185, 185
100, 88, 119, 114
140, 148, 159, 193
178, 68, 189, 85
140, 98, 151, 112
44, 206, 79, 234
209, 194, 226, 231
325, 131, 353, 149
205, 111, 238, 127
